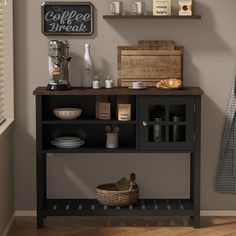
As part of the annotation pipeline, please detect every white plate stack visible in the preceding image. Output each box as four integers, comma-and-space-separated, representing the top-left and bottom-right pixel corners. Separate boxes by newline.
51, 137, 85, 149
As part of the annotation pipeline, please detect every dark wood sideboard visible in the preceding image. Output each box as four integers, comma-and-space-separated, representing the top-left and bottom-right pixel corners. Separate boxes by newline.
33, 87, 203, 228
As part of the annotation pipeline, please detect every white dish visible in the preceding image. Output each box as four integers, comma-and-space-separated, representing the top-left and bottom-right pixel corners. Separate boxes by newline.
53, 142, 84, 146
128, 86, 147, 90
53, 141, 83, 145
54, 137, 82, 142
51, 136, 85, 149
52, 140, 84, 143
51, 141, 85, 146
51, 141, 85, 149
53, 144, 84, 149
54, 138, 82, 143
53, 108, 82, 120
53, 144, 82, 148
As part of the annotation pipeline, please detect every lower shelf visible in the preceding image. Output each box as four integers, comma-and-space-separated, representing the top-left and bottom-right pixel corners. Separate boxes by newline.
43, 199, 194, 217
43, 145, 193, 154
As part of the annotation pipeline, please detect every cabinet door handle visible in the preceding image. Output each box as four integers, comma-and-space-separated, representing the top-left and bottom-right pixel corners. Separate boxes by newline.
142, 121, 148, 127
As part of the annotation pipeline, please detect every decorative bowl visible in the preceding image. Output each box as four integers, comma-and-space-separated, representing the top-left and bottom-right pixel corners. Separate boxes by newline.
53, 108, 82, 120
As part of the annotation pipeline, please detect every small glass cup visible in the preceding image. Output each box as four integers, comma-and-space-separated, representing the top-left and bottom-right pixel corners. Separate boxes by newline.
105, 75, 114, 88
93, 75, 101, 89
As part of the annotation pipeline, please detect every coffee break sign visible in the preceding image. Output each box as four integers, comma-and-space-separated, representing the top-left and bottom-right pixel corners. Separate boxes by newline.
42, 2, 94, 35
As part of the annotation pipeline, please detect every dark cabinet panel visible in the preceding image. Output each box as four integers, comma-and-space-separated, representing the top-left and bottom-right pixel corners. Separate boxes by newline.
139, 96, 195, 151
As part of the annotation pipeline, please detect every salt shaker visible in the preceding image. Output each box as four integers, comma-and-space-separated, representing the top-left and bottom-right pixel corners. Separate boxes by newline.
105, 75, 114, 89
93, 75, 101, 89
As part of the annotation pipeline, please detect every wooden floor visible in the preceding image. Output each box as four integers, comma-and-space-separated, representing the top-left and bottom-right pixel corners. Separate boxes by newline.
7, 217, 236, 236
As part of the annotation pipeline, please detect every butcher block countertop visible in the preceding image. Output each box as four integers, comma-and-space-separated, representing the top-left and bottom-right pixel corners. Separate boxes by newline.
33, 87, 204, 96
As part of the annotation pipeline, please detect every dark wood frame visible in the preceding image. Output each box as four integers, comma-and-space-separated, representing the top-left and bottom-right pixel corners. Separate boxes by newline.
103, 15, 201, 19
34, 87, 203, 229
41, 2, 94, 36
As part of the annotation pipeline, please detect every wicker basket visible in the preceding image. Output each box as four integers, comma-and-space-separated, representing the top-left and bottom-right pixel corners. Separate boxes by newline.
96, 174, 139, 207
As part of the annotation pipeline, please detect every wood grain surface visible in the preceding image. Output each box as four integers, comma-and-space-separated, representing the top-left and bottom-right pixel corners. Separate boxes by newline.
139, 40, 175, 50
33, 87, 204, 96
103, 15, 202, 19
7, 216, 236, 236
118, 41, 183, 87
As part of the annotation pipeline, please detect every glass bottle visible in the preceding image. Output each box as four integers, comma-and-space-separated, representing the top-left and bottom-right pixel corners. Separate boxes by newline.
82, 44, 94, 88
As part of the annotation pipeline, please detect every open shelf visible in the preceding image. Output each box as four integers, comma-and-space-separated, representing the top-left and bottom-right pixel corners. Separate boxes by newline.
103, 15, 201, 19
44, 145, 137, 153
43, 146, 193, 154
44, 199, 194, 217
43, 123, 137, 152
42, 119, 137, 125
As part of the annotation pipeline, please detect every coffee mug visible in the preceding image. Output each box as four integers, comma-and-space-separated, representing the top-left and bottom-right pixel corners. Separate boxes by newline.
132, 1, 144, 15
93, 80, 101, 89
132, 81, 144, 88
110, 1, 123, 15
105, 79, 114, 88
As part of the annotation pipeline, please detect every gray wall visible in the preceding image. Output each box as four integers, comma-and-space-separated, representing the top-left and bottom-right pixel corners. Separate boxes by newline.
14, 0, 236, 210
0, 126, 14, 235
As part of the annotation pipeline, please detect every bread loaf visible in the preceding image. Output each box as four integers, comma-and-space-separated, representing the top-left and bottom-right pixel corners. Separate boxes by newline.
156, 79, 183, 89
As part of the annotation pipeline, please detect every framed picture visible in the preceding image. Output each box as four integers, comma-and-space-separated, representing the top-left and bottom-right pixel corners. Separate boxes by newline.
41, 2, 94, 36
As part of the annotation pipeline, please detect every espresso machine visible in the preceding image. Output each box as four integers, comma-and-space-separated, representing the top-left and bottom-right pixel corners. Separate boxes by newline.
47, 40, 72, 91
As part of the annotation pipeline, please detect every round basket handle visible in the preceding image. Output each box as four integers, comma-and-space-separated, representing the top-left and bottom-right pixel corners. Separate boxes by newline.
130, 173, 136, 182
129, 173, 136, 191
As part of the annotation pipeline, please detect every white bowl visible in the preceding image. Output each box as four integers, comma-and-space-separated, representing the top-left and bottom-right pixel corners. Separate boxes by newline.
53, 108, 82, 120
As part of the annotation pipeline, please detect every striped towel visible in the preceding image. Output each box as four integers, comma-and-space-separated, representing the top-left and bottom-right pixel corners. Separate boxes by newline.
217, 77, 236, 193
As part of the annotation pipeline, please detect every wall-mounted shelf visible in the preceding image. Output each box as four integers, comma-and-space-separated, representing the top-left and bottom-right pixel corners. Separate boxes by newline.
103, 15, 201, 19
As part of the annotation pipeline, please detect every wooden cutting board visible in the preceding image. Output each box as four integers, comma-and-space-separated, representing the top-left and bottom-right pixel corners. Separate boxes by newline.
118, 41, 183, 87
139, 40, 176, 50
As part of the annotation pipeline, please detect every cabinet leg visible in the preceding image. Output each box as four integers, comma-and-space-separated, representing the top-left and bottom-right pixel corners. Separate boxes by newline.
190, 97, 201, 229
37, 214, 44, 229
193, 132, 201, 228
190, 154, 194, 201
37, 152, 46, 229
190, 152, 201, 229
193, 214, 200, 229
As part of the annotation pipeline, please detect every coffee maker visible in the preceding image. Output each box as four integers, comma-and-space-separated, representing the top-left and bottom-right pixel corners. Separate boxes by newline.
47, 40, 72, 91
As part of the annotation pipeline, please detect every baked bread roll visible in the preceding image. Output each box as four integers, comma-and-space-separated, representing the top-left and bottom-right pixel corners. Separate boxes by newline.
156, 79, 183, 89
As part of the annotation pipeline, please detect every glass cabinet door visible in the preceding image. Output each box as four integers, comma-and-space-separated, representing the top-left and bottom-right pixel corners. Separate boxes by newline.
139, 96, 195, 151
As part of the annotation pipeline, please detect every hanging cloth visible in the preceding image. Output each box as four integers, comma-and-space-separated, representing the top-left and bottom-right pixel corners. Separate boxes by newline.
217, 77, 236, 193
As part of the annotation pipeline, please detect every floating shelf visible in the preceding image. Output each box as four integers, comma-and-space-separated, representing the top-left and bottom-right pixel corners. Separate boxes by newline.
103, 15, 201, 19
44, 199, 194, 217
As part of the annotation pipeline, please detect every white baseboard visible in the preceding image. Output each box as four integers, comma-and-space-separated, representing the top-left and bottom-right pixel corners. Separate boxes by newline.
14, 210, 236, 217
2, 214, 14, 236
201, 211, 236, 216
15, 211, 36, 217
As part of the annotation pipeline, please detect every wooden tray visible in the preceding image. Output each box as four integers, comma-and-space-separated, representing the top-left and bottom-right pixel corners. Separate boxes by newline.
118, 41, 183, 87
